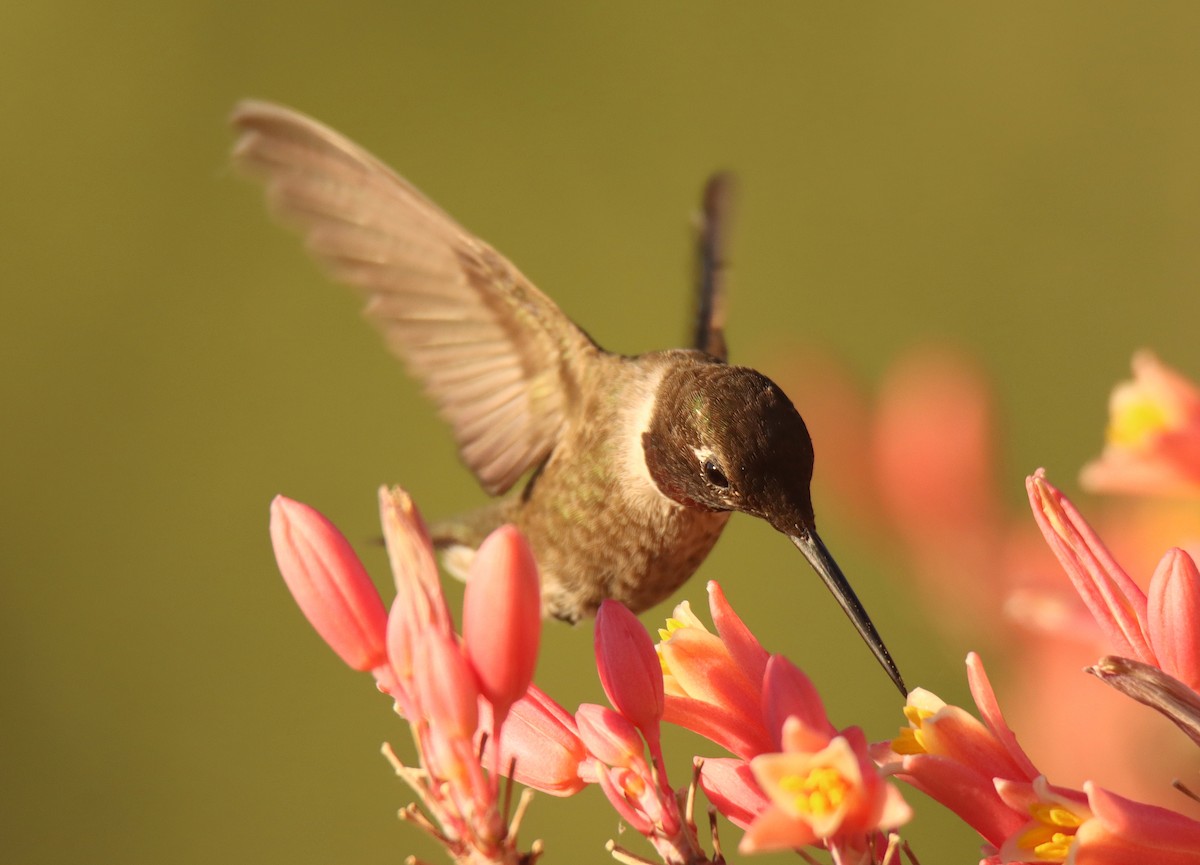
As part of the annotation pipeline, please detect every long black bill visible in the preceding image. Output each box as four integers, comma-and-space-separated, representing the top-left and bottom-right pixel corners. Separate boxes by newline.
790, 529, 907, 696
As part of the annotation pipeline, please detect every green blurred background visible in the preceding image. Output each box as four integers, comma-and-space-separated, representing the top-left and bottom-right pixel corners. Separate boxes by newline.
6, 3, 1200, 863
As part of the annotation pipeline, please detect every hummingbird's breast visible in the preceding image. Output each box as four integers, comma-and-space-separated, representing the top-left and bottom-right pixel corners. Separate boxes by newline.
515, 354, 731, 621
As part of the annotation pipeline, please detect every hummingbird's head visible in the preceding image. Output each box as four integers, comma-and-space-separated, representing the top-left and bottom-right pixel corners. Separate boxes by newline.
641, 363, 817, 531
642, 360, 906, 696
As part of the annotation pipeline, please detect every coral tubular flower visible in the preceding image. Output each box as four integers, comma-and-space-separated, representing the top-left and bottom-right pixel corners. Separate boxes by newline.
706, 581, 770, 686
880, 654, 1037, 849
1075, 780, 1200, 864
699, 758, 769, 829
478, 683, 589, 797
1080, 351, 1200, 495
657, 587, 775, 759
1026, 471, 1155, 664
380, 486, 454, 707
574, 703, 649, 773
269, 495, 389, 672
994, 776, 1091, 863
761, 654, 835, 752
413, 628, 492, 815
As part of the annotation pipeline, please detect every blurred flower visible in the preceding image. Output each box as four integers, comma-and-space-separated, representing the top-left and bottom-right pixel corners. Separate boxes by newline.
773, 343, 1200, 812
1081, 352, 1200, 496
1029, 471, 1200, 691
770, 345, 1017, 648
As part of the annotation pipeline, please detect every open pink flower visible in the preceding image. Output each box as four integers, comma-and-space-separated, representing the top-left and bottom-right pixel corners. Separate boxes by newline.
741, 719, 911, 853
880, 653, 1037, 849
1081, 351, 1200, 496
991, 775, 1200, 864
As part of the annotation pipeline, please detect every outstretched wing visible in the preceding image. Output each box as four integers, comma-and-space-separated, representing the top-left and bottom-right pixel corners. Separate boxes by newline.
692, 171, 735, 362
231, 100, 599, 495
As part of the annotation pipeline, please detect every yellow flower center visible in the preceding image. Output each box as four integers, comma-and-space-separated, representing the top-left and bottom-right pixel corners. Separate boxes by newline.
779, 766, 851, 818
1108, 392, 1173, 448
890, 705, 934, 754
1016, 801, 1085, 861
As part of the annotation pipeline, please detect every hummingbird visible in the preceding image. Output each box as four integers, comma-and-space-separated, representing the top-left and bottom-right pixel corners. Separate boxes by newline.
232, 100, 906, 695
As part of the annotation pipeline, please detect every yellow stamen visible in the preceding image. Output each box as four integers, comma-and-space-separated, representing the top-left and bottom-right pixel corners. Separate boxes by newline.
1108, 393, 1173, 448
778, 766, 851, 817
657, 618, 686, 642
1015, 799, 1085, 861
1029, 802, 1084, 828
890, 728, 926, 755
890, 705, 934, 754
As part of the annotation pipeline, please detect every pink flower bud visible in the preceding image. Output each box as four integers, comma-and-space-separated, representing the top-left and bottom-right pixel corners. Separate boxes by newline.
1147, 548, 1200, 691
414, 629, 479, 741
379, 486, 453, 700
595, 600, 664, 736
463, 525, 541, 723
269, 496, 387, 671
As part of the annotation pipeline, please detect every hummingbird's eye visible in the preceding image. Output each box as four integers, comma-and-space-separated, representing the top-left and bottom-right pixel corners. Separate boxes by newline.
703, 459, 730, 489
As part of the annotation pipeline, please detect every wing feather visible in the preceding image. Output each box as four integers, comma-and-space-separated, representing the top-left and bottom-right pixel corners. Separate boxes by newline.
231, 100, 600, 494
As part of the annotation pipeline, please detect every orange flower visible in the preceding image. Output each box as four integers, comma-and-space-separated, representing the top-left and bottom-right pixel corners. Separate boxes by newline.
1081, 351, 1200, 496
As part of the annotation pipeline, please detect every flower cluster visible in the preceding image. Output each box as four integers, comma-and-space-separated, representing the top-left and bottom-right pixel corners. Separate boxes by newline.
270, 488, 559, 865
655, 586, 910, 857
270, 486, 911, 864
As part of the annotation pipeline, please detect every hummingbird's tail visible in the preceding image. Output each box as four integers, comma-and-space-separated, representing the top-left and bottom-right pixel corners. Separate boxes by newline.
429, 498, 521, 582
